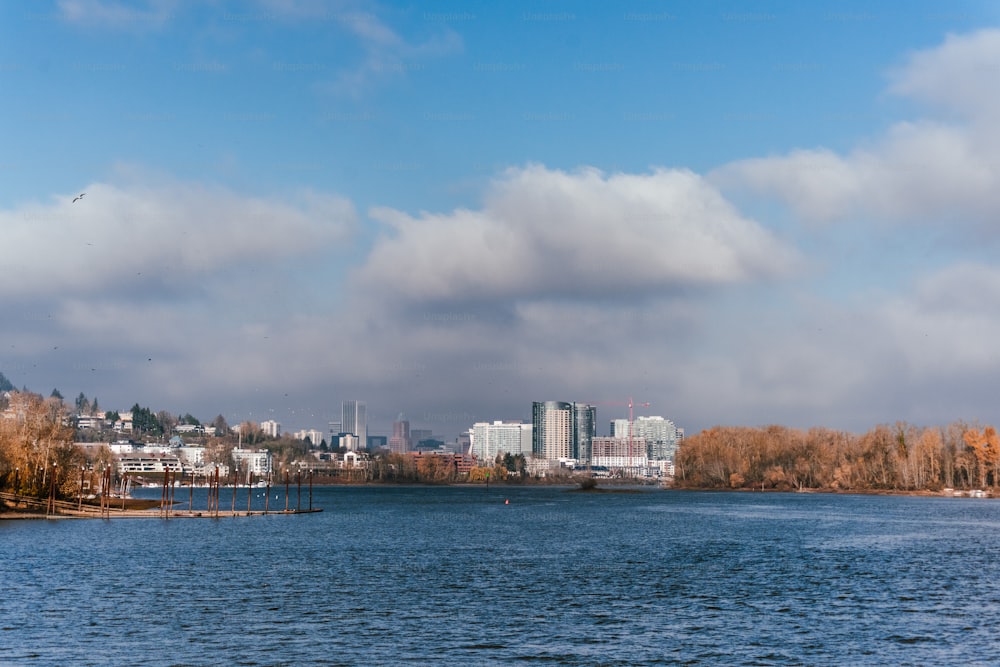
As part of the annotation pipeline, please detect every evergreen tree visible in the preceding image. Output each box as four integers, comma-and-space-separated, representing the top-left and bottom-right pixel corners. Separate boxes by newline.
211, 414, 229, 434
130, 404, 163, 437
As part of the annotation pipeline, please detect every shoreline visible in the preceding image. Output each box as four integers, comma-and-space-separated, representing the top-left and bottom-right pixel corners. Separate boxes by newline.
0, 491, 322, 520
4, 483, 990, 520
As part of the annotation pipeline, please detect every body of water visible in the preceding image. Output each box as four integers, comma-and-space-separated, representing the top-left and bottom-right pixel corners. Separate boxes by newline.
3, 486, 1000, 665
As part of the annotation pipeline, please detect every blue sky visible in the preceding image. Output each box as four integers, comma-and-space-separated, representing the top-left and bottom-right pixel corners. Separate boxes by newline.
3, 0, 1000, 440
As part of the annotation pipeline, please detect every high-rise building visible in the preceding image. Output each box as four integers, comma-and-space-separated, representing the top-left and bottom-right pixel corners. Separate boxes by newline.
471, 421, 532, 462
532, 401, 571, 460
574, 403, 597, 464
611, 415, 682, 461
341, 400, 367, 452
389, 417, 410, 454
532, 401, 596, 461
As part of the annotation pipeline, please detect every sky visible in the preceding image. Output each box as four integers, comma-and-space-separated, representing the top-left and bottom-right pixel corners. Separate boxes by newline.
3, 0, 1000, 441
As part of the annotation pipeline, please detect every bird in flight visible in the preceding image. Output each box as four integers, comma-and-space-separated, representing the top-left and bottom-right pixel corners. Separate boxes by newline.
72, 193, 86, 203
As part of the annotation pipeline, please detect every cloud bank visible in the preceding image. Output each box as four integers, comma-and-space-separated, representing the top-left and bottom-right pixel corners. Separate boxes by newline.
359, 165, 800, 304
1, 174, 356, 301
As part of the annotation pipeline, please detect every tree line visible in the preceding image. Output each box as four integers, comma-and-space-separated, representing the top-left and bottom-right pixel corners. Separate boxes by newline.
675, 422, 1000, 492
0, 391, 83, 498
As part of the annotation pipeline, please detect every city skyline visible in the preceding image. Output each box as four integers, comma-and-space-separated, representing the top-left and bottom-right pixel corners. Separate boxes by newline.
4, 2, 1000, 440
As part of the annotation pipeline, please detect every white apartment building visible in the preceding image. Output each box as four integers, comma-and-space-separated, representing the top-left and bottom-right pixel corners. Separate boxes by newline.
109, 440, 135, 455
260, 419, 281, 438
294, 429, 325, 446
470, 421, 532, 462
232, 447, 273, 475
178, 446, 207, 466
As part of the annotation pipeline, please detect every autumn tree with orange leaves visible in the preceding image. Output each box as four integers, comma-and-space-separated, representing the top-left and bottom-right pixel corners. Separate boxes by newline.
676, 421, 993, 493
0, 391, 82, 498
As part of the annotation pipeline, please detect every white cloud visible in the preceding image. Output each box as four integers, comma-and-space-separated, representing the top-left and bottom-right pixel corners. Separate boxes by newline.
888, 29, 1000, 119
57, 0, 177, 29
358, 164, 800, 304
0, 175, 356, 300
713, 28, 1000, 226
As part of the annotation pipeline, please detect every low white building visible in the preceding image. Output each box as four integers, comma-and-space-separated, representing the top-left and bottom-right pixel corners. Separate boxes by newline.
77, 413, 107, 429
232, 447, 272, 475
175, 424, 217, 436
109, 440, 136, 455
178, 446, 207, 466
118, 453, 183, 474
113, 412, 134, 433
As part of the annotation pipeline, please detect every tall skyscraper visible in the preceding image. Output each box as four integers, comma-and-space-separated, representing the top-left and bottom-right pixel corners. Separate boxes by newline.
532, 401, 571, 460
389, 416, 410, 454
341, 400, 367, 452
532, 402, 596, 461
574, 403, 597, 464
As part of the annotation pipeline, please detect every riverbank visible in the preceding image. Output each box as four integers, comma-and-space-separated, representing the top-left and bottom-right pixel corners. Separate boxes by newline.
0, 491, 322, 520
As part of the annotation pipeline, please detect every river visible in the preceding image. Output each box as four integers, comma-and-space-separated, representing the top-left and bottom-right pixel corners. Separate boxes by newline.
2, 486, 998, 665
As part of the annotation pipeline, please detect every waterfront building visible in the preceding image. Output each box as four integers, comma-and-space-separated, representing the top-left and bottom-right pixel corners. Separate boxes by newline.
118, 453, 183, 474
592, 436, 649, 470
470, 421, 532, 462
232, 447, 273, 476
531, 401, 597, 462
574, 403, 597, 464
341, 400, 367, 451
178, 446, 206, 466
611, 416, 682, 461
533, 401, 571, 460
408, 451, 476, 475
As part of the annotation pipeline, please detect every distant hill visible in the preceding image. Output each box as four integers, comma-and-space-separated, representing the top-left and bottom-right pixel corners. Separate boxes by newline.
0, 372, 13, 393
